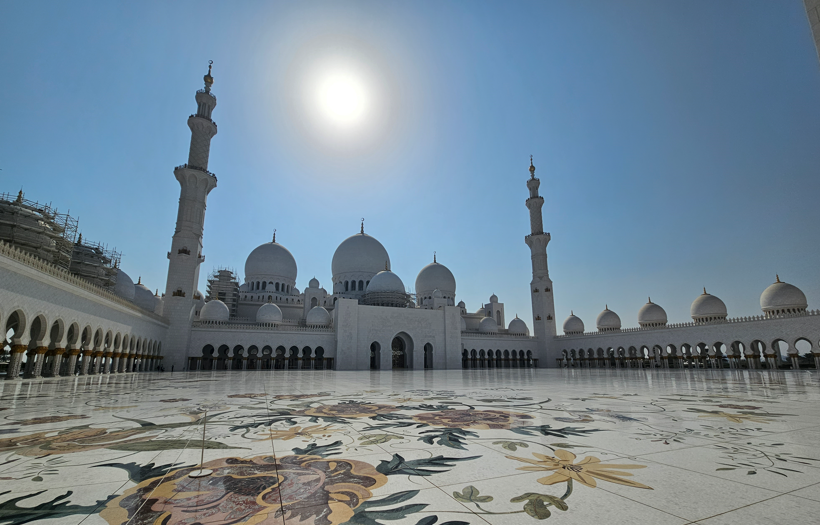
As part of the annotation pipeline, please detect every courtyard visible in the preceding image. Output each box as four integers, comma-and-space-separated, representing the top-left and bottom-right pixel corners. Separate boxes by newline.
0, 369, 818, 524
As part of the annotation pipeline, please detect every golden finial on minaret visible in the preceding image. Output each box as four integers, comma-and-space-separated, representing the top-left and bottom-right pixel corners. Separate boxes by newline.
272, 229, 276, 243
703, 287, 707, 295
433, 251, 436, 263
529, 155, 536, 178
204, 60, 214, 92
776, 274, 781, 283
361, 218, 365, 234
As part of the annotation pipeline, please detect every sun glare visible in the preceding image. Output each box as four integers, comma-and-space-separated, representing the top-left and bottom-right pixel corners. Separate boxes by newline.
316, 71, 368, 127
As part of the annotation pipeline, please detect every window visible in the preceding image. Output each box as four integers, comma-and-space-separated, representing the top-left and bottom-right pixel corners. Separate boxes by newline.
262, 282, 266, 290
358, 280, 364, 291
345, 281, 349, 291
275, 283, 279, 292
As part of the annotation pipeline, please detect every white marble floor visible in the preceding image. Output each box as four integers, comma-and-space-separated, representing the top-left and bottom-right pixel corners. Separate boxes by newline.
0, 368, 818, 525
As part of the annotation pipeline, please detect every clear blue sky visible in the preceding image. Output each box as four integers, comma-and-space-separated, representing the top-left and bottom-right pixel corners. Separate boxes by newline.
2, 0, 819, 331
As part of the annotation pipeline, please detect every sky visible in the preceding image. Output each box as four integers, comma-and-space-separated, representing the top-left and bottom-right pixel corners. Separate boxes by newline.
2, 0, 820, 332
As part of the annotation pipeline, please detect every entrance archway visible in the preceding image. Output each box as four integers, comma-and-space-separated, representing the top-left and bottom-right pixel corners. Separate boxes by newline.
392, 336, 407, 369
423, 343, 433, 369
370, 342, 380, 370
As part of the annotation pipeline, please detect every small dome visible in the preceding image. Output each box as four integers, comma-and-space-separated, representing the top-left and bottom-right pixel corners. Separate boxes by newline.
508, 316, 529, 335
760, 276, 807, 315
309, 277, 320, 289
200, 300, 229, 321
332, 232, 390, 278
256, 302, 283, 323
306, 306, 331, 326
366, 270, 405, 294
291, 287, 300, 296
638, 299, 667, 327
479, 317, 498, 333
245, 241, 298, 281
596, 307, 621, 331
457, 300, 466, 308
113, 269, 135, 301
433, 289, 443, 299
133, 280, 156, 311
690, 289, 727, 322
563, 312, 585, 335
415, 260, 456, 295
489, 294, 499, 303
461, 316, 467, 331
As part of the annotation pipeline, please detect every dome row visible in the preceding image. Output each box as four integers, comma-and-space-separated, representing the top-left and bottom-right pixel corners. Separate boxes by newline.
200, 299, 332, 327
244, 231, 457, 298
476, 315, 529, 335
112, 268, 162, 314
563, 278, 808, 335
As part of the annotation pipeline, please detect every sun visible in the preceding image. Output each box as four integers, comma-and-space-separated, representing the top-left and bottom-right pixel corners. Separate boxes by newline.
316, 70, 368, 127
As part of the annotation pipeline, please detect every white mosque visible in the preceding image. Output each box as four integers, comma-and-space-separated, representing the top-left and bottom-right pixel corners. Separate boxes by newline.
1, 65, 819, 378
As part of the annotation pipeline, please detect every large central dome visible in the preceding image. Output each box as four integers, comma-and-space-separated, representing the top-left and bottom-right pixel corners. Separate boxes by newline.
245, 242, 298, 281
331, 232, 390, 278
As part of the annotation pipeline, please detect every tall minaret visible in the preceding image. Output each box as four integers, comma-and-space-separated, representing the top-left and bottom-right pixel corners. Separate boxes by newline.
524, 157, 557, 361
163, 63, 219, 368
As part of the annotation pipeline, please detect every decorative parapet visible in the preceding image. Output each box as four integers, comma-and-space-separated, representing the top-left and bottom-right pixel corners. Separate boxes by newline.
554, 309, 820, 339
192, 320, 334, 333
0, 240, 168, 324
462, 331, 534, 339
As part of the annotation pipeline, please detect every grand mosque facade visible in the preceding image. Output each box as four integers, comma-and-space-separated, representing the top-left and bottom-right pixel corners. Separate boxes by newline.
1, 67, 820, 378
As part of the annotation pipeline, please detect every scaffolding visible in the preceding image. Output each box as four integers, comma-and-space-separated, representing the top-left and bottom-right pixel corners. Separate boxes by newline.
206, 267, 240, 318
69, 235, 122, 289
0, 190, 78, 270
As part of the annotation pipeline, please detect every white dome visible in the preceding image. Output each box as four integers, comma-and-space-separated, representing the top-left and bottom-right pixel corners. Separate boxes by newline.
489, 294, 499, 303
331, 233, 390, 278
306, 306, 331, 326
113, 269, 135, 301
690, 289, 727, 321
133, 280, 156, 311
760, 277, 807, 314
256, 302, 283, 323
309, 277, 320, 289
461, 316, 467, 331
508, 317, 529, 335
596, 307, 621, 331
291, 287, 300, 296
415, 261, 456, 295
245, 242, 297, 281
457, 300, 466, 308
479, 317, 498, 333
366, 270, 405, 294
563, 313, 585, 334
200, 300, 230, 321
638, 299, 667, 327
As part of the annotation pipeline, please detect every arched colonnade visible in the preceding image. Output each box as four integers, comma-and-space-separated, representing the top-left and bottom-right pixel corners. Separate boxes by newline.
1, 307, 163, 380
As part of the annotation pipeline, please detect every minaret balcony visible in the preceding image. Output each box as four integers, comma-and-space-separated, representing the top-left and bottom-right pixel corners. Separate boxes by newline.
174, 164, 218, 182
189, 114, 217, 127
196, 88, 216, 100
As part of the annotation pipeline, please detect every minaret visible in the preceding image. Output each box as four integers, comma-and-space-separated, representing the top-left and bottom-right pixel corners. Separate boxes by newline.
524, 157, 557, 361
163, 62, 219, 368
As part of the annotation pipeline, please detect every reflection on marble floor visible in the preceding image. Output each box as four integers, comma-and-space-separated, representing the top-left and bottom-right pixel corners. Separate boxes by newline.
0, 369, 818, 524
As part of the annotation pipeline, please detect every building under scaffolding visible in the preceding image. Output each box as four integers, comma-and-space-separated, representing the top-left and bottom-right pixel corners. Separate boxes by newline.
69, 234, 122, 289
206, 268, 239, 318
0, 190, 77, 270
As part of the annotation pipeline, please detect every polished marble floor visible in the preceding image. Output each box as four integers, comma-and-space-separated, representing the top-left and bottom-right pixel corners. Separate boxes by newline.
0, 368, 818, 525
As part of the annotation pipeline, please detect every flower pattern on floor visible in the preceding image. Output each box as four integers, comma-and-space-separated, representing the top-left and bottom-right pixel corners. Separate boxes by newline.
0, 369, 817, 524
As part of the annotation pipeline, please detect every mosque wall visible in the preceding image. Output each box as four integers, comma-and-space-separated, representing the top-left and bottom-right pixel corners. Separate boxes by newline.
553, 313, 820, 365
334, 300, 463, 370
1, 243, 168, 377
